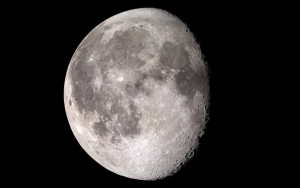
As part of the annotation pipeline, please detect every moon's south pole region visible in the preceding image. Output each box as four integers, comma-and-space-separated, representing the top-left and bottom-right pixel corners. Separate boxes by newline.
64, 8, 210, 180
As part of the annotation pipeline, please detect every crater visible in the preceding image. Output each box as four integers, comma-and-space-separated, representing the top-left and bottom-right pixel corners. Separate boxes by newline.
110, 135, 122, 144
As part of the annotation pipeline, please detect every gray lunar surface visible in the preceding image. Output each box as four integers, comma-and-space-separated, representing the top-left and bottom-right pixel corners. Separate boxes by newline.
64, 8, 210, 180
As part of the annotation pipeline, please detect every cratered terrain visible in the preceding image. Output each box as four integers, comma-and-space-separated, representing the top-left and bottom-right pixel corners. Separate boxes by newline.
64, 8, 210, 180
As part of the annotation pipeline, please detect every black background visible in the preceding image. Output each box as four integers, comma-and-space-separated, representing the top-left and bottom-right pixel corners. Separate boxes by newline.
8, 1, 290, 187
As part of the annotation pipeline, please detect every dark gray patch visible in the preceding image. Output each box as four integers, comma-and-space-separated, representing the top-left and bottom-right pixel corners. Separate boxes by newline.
69, 99, 72, 106
124, 78, 152, 97
134, 81, 143, 90
175, 65, 208, 100
134, 79, 152, 96
160, 41, 189, 69
93, 121, 109, 137
148, 69, 164, 81
122, 71, 151, 97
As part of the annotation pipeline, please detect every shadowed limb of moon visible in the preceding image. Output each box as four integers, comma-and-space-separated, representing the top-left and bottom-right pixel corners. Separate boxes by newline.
64, 8, 210, 180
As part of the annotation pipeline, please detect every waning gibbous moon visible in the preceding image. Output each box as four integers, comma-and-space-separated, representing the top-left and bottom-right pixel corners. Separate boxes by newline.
64, 8, 210, 180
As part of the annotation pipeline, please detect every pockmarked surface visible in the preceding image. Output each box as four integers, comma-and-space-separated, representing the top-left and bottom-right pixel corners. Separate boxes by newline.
64, 8, 210, 180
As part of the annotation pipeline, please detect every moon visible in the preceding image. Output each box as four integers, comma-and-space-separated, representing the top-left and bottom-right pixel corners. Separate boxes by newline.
64, 8, 210, 180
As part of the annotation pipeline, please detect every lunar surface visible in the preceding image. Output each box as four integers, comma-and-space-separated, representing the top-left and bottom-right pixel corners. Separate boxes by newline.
64, 8, 210, 180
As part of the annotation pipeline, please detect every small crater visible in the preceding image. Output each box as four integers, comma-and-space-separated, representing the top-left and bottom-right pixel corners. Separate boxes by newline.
135, 81, 142, 89
110, 136, 121, 144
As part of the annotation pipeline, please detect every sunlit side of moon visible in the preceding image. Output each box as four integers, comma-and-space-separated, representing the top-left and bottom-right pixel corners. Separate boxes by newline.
64, 8, 210, 180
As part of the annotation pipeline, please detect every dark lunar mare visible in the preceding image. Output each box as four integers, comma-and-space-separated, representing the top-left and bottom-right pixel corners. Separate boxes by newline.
175, 65, 209, 100
158, 40, 209, 100
69, 26, 163, 142
158, 41, 209, 127
160, 41, 189, 69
